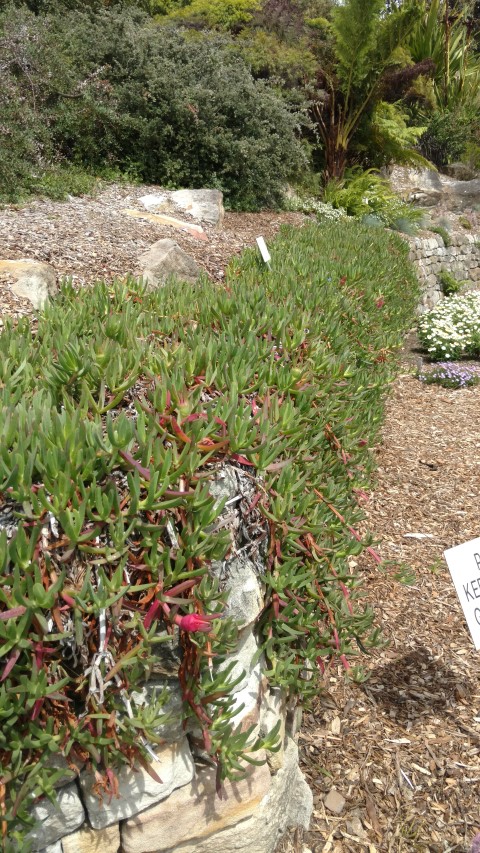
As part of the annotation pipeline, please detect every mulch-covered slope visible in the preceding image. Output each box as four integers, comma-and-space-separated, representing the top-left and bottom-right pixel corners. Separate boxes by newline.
0, 183, 304, 321
294, 366, 480, 853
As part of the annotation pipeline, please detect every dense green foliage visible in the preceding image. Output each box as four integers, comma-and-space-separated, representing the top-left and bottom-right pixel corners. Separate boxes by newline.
2, 0, 480, 203
322, 168, 424, 231
0, 6, 305, 207
0, 220, 418, 848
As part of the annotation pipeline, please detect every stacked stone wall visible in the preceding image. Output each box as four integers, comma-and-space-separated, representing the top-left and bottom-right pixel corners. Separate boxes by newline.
28, 466, 313, 853
406, 230, 480, 313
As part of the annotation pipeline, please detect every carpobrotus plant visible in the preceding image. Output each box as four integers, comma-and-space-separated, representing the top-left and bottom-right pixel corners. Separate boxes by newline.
0, 219, 419, 849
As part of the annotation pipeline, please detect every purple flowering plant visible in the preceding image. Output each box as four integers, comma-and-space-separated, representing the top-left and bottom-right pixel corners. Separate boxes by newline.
418, 362, 480, 389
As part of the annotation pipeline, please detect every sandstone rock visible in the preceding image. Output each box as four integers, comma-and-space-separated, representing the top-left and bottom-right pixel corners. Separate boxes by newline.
136, 240, 201, 287
0, 260, 58, 309
44, 753, 84, 789
80, 739, 194, 829
40, 844, 62, 853
61, 823, 120, 853
212, 554, 264, 630
122, 737, 311, 853
121, 755, 271, 853
218, 627, 263, 697
149, 630, 182, 677
139, 194, 168, 211
123, 209, 207, 242
388, 166, 480, 212
324, 787, 346, 815
170, 189, 224, 227
26, 783, 85, 850
208, 466, 240, 506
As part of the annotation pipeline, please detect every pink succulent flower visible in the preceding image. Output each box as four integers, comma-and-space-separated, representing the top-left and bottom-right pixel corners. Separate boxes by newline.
174, 613, 221, 633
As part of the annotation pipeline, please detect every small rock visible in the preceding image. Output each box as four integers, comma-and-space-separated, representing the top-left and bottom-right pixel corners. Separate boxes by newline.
346, 812, 366, 839
170, 189, 224, 227
136, 239, 201, 287
61, 823, 120, 853
324, 788, 346, 815
26, 783, 85, 850
330, 716, 341, 735
79, 739, 194, 829
0, 259, 58, 309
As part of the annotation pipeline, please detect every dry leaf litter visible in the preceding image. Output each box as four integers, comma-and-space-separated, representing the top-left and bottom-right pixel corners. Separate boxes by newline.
1, 186, 479, 853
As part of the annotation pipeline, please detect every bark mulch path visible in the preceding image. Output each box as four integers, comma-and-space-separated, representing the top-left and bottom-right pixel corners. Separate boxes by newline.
291, 359, 480, 853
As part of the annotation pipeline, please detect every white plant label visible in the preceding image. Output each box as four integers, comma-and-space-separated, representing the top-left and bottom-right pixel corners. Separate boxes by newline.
256, 236, 271, 265
444, 536, 480, 650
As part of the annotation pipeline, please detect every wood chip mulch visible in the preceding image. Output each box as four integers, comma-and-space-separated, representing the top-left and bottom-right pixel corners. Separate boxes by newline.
0, 181, 304, 291
1, 186, 479, 853
285, 359, 480, 853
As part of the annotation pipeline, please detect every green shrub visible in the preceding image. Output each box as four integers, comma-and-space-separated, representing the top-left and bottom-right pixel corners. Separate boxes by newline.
323, 168, 423, 231
0, 219, 418, 846
0, 6, 307, 209
438, 269, 462, 296
419, 108, 477, 168
429, 225, 451, 247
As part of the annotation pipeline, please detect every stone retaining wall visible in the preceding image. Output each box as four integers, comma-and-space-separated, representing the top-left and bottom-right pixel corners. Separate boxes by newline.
406, 229, 480, 313
27, 465, 313, 853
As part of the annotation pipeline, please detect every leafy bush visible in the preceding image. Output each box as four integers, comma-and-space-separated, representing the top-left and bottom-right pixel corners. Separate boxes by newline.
429, 225, 451, 248
0, 219, 418, 846
0, 6, 307, 208
438, 269, 462, 297
418, 292, 480, 360
165, 0, 260, 31
419, 109, 477, 168
323, 169, 423, 231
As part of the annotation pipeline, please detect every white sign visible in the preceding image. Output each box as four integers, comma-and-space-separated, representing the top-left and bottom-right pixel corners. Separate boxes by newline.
444, 537, 480, 650
256, 236, 271, 266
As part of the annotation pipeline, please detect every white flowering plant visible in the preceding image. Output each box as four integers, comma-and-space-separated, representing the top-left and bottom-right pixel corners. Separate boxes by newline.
284, 194, 347, 221
418, 292, 480, 361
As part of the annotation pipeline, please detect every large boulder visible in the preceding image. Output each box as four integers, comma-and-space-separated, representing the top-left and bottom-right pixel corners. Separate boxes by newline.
443, 162, 478, 182
136, 239, 201, 287
0, 259, 58, 309
387, 166, 480, 211
170, 189, 224, 227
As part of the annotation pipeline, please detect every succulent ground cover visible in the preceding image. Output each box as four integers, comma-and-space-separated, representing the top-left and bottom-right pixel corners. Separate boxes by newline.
0, 220, 418, 849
